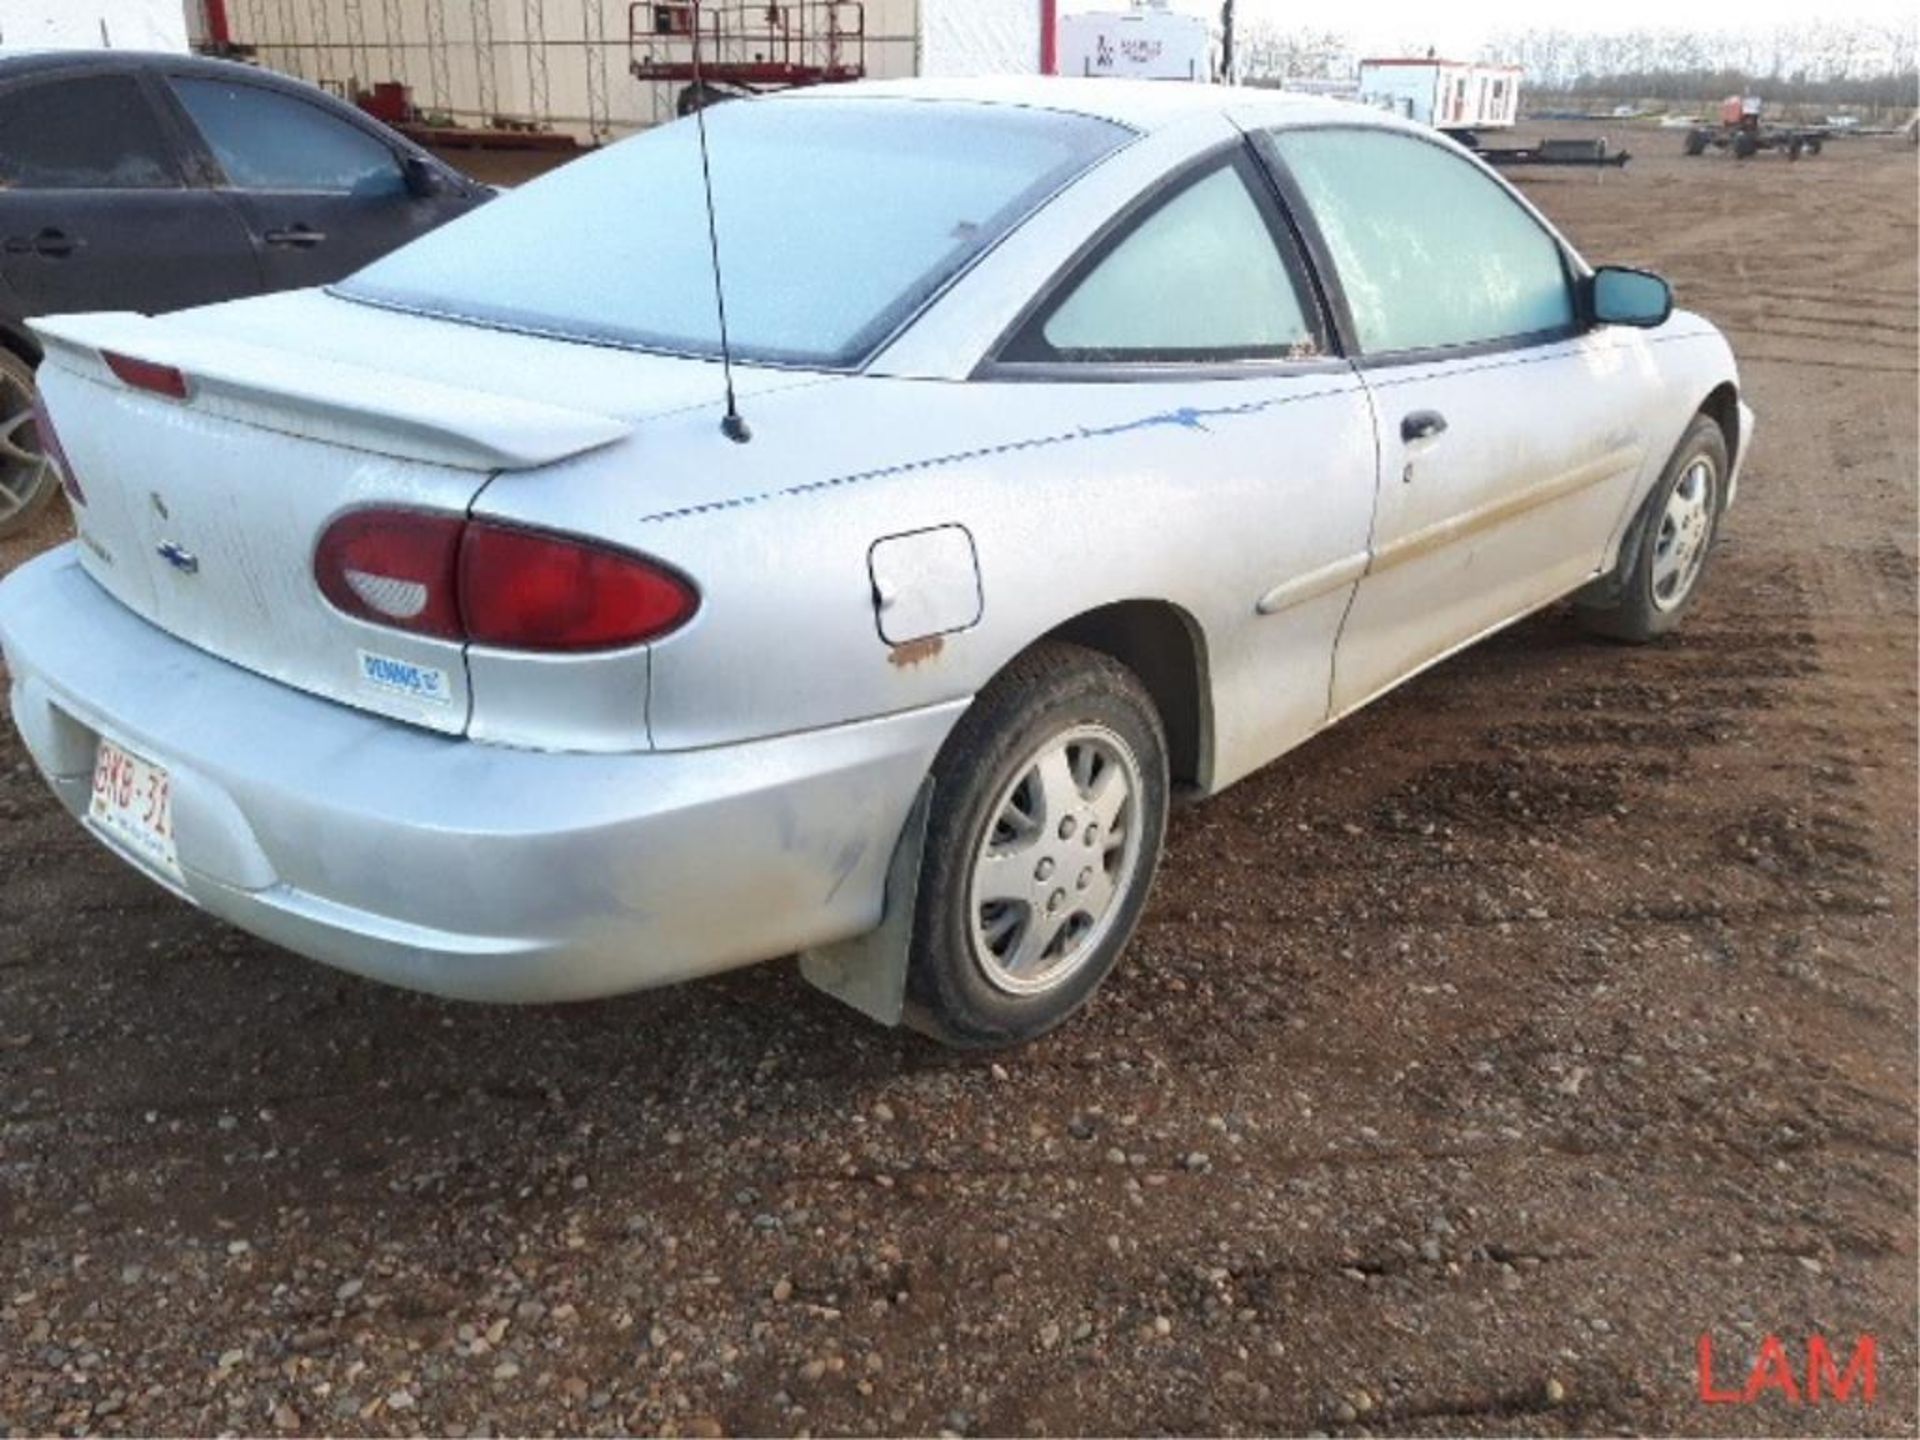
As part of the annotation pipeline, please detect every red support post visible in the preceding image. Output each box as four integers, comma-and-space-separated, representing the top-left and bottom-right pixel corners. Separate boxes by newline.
203, 0, 233, 47
1039, 0, 1057, 74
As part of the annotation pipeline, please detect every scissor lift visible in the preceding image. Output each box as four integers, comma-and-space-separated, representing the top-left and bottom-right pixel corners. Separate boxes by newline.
629, 2, 868, 115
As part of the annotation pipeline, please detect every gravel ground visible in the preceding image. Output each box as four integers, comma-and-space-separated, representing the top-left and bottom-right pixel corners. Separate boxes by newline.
1, 123, 1915, 1438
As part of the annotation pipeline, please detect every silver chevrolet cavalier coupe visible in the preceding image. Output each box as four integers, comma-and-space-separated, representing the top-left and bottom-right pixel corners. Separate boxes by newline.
0, 78, 1750, 1047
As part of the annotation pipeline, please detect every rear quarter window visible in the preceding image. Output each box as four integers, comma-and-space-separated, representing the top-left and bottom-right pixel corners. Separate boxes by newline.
0, 73, 178, 190
1006, 156, 1321, 364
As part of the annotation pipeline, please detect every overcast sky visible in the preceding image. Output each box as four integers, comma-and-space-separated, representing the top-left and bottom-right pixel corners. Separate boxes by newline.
1063, 0, 1919, 59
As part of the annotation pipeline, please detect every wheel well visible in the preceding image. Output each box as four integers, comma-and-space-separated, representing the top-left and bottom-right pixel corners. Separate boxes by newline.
1044, 600, 1210, 791
0, 320, 41, 370
1702, 382, 1740, 467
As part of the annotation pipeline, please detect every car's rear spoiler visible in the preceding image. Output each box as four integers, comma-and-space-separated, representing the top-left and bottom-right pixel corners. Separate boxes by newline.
30, 311, 632, 472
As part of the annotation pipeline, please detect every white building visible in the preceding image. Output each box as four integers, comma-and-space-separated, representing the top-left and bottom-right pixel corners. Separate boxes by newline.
0, 0, 1213, 141
1056, 2, 1211, 82
1357, 57, 1522, 133
168, 1, 1216, 141
172, 0, 1081, 141
0, 0, 188, 51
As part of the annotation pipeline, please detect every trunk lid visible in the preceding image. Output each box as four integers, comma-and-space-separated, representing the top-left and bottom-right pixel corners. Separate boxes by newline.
32, 304, 642, 735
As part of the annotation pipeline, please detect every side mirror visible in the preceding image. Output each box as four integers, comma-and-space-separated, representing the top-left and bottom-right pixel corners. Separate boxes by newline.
1589, 266, 1673, 328
402, 154, 452, 200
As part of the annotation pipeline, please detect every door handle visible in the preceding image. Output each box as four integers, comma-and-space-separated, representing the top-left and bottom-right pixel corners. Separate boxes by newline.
263, 225, 326, 249
13, 228, 80, 258
1401, 409, 1448, 443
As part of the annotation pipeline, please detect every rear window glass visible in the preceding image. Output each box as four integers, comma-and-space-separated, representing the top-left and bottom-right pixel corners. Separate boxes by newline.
337, 99, 1130, 368
0, 73, 178, 190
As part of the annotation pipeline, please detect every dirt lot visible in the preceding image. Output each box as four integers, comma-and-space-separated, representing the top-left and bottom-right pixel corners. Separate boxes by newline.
1, 124, 1915, 1438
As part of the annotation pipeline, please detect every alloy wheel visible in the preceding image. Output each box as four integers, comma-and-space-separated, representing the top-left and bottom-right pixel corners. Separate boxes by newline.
0, 365, 51, 529
967, 723, 1146, 997
1651, 456, 1716, 612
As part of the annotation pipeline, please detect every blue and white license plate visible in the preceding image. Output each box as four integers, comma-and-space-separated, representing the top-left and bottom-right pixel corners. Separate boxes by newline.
88, 737, 182, 884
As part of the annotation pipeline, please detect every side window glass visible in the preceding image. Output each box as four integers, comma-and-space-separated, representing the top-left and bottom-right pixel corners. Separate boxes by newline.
1270, 128, 1574, 353
1009, 159, 1320, 364
170, 78, 404, 196
0, 74, 178, 190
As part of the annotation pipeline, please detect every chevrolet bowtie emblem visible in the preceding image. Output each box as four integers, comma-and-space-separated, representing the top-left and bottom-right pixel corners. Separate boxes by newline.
156, 540, 199, 575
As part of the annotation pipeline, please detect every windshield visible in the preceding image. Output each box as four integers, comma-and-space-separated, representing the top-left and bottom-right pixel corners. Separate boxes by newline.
338, 99, 1131, 368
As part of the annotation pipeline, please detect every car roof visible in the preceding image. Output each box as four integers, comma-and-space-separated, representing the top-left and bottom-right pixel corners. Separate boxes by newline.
777, 75, 1397, 134
0, 48, 307, 86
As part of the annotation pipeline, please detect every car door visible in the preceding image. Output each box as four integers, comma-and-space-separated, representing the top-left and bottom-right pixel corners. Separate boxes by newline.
1257, 125, 1662, 718
159, 72, 475, 290
0, 67, 262, 319
981, 146, 1380, 788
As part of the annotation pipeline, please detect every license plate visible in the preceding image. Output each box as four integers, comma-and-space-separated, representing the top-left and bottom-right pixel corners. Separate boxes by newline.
89, 737, 182, 884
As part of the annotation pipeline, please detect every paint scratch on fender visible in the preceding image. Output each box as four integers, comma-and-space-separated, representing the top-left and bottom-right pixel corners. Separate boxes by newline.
635, 383, 1353, 525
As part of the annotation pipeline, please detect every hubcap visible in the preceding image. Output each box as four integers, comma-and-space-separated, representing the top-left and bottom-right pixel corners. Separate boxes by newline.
1651, 457, 1715, 612
968, 723, 1144, 997
0, 367, 51, 527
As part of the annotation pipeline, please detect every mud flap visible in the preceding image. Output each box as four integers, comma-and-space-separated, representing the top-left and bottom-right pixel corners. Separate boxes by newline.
1579, 480, 1659, 608
798, 779, 932, 1027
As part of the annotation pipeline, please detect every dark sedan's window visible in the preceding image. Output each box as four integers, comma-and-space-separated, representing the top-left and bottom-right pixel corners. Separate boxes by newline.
170, 78, 405, 196
0, 74, 179, 190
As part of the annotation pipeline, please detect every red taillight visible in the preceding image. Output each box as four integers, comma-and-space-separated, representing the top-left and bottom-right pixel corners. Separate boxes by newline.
314, 509, 466, 640
459, 523, 698, 651
314, 509, 698, 652
101, 350, 190, 400
28, 386, 83, 506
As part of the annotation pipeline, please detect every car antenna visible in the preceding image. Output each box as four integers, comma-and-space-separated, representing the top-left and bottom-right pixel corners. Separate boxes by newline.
688, 3, 751, 444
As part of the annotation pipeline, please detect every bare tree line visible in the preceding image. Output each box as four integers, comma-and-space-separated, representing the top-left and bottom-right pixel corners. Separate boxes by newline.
1239, 18, 1919, 114
1485, 21, 1917, 110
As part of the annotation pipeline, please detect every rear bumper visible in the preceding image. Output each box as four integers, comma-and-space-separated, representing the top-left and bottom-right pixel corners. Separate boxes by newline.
0, 547, 961, 1002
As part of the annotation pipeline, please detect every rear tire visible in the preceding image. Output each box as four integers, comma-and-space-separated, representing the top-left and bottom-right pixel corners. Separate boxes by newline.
1683, 128, 1709, 156
1577, 414, 1728, 643
905, 641, 1169, 1049
0, 347, 55, 539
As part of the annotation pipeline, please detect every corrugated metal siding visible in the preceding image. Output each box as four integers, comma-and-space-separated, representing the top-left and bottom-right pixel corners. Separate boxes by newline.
196, 0, 961, 140
920, 0, 1041, 77
2, 0, 189, 51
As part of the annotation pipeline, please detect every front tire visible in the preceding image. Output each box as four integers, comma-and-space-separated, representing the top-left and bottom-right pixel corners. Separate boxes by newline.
1577, 413, 1728, 643
906, 642, 1169, 1049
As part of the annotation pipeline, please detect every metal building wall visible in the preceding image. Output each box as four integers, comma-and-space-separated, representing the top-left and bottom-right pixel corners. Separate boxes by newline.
0, 0, 190, 50
920, 0, 1039, 77
204, 0, 923, 141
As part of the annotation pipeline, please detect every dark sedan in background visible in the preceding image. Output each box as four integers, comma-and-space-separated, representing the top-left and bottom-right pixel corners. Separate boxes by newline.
0, 49, 490, 533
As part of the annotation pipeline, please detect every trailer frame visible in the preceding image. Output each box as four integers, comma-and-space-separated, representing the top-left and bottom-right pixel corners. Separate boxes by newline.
627, 1, 867, 114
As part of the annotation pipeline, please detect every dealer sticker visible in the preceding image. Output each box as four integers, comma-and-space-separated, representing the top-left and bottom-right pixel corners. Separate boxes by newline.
357, 650, 452, 707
